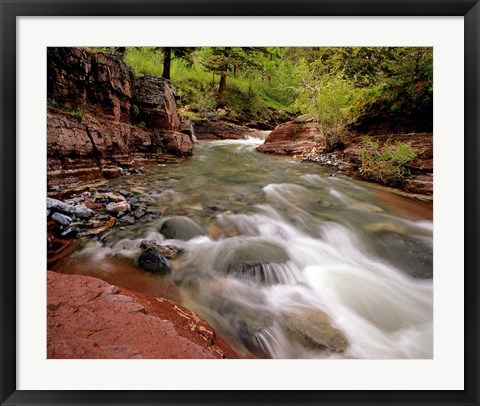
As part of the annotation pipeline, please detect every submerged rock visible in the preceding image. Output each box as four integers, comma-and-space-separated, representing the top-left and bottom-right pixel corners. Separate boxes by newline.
138, 247, 171, 275
372, 231, 433, 278
228, 261, 298, 285
215, 239, 290, 277
284, 308, 348, 353
159, 216, 203, 240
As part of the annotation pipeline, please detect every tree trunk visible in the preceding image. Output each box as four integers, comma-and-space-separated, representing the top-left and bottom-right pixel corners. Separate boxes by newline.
112, 47, 126, 59
162, 47, 171, 80
217, 68, 227, 108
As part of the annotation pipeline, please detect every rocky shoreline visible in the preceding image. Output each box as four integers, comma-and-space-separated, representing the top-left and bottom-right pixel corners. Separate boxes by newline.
256, 115, 433, 199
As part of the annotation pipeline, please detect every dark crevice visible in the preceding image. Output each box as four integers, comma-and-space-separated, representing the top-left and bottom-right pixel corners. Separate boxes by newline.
85, 125, 102, 169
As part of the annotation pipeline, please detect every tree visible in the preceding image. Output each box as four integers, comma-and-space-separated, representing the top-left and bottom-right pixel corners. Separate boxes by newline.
199, 47, 266, 108
160, 47, 197, 80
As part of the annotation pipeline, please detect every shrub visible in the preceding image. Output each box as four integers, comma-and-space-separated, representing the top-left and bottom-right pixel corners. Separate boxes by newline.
358, 136, 419, 185
73, 106, 85, 121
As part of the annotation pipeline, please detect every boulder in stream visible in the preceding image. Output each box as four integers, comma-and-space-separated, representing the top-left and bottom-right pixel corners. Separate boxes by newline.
284, 308, 348, 353
159, 216, 204, 240
138, 246, 171, 275
140, 240, 178, 259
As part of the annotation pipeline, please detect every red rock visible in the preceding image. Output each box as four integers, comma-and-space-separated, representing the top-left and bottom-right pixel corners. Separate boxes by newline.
134, 75, 181, 131
257, 116, 325, 155
47, 271, 239, 359
47, 47, 190, 190
79, 217, 116, 236
192, 120, 255, 140
160, 130, 193, 156
102, 167, 122, 179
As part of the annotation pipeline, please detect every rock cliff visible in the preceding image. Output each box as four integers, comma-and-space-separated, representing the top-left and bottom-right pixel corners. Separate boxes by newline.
47, 47, 193, 191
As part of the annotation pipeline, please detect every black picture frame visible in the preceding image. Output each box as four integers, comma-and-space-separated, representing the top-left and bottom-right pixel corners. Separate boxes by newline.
1, 1, 478, 405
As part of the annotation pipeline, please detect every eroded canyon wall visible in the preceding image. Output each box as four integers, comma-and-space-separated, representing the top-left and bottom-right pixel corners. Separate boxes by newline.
47, 47, 193, 190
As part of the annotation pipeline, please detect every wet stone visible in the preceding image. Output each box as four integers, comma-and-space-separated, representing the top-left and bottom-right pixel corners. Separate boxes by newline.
373, 231, 433, 279
138, 247, 171, 275
74, 204, 95, 219
51, 212, 73, 227
159, 216, 204, 240
140, 240, 178, 259
133, 207, 146, 219
118, 215, 136, 225
118, 189, 133, 197
228, 261, 293, 285
284, 308, 348, 353
106, 201, 131, 214
126, 196, 138, 206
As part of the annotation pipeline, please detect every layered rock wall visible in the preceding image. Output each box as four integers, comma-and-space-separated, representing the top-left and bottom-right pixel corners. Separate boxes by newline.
47, 47, 193, 190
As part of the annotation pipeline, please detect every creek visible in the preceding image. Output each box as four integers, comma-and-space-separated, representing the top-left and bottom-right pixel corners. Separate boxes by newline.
55, 137, 433, 359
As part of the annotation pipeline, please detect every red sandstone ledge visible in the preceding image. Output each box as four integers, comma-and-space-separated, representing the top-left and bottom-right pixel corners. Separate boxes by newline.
47, 271, 238, 359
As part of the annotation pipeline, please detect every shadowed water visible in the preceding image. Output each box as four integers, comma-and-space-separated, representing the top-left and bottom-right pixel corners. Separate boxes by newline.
63, 138, 433, 359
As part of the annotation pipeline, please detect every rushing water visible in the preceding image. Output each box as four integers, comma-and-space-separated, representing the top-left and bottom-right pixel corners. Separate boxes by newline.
58, 137, 433, 359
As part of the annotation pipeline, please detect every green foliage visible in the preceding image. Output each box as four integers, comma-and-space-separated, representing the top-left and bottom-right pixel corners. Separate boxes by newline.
100, 46, 432, 129
291, 58, 359, 147
131, 104, 140, 116
137, 120, 146, 128
286, 47, 433, 132
47, 98, 58, 107
73, 106, 85, 121
124, 47, 163, 77
358, 136, 419, 185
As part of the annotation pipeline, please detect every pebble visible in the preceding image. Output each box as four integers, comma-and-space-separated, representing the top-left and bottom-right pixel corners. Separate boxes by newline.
119, 215, 136, 225
133, 207, 146, 219
127, 196, 139, 206
106, 201, 131, 214
60, 227, 75, 237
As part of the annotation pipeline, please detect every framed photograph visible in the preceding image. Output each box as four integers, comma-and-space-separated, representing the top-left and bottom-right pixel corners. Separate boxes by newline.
1, 1, 478, 405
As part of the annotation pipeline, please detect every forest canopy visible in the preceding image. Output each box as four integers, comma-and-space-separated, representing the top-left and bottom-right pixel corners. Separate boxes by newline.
92, 47, 433, 133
